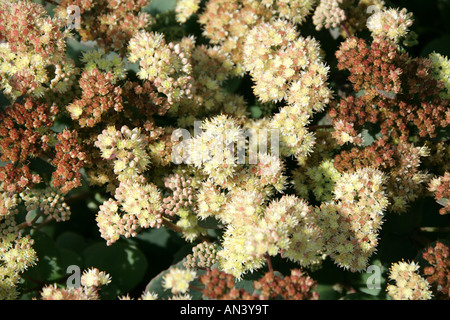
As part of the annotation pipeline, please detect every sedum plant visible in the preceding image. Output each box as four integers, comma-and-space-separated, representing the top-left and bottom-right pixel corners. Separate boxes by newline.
0, 0, 449, 301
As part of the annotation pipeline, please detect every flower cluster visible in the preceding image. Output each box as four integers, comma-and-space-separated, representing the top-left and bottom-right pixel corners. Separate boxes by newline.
386, 261, 433, 300
128, 31, 194, 104
0, 186, 20, 218
20, 187, 71, 222
0, 97, 59, 192
95, 125, 150, 182
316, 168, 388, 271
0, 97, 56, 161
55, 0, 152, 55
199, 268, 252, 300
270, 106, 315, 162
39, 267, 111, 300
428, 173, 450, 215
313, 0, 347, 31
162, 267, 197, 295
199, 268, 318, 300
240, 18, 332, 162
161, 172, 206, 242
428, 52, 450, 100
186, 115, 243, 185
51, 129, 87, 194
366, 8, 414, 44
184, 241, 220, 269
422, 241, 450, 299
253, 269, 319, 300
0, 0, 76, 99
332, 36, 449, 142
66, 68, 123, 128
243, 19, 332, 111
175, 0, 201, 24
198, 0, 316, 67
0, 220, 37, 299
96, 176, 162, 245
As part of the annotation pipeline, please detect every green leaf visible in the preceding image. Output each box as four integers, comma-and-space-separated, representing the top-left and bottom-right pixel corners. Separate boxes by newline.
144, 0, 177, 14
22, 230, 83, 286
135, 227, 172, 249
315, 284, 342, 300
437, 198, 448, 208
56, 231, 87, 253
82, 241, 148, 294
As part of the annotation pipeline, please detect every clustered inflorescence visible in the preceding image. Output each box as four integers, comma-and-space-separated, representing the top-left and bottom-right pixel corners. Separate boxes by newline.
38, 268, 111, 300
422, 241, 450, 299
0, 0, 449, 301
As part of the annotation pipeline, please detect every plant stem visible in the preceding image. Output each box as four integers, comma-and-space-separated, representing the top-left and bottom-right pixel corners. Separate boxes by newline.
341, 23, 352, 38
17, 210, 44, 230
189, 284, 204, 292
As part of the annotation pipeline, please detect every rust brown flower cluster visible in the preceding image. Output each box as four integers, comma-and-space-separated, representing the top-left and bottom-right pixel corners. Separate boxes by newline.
329, 36, 449, 212
51, 129, 87, 194
331, 37, 449, 143
0, 98, 58, 192
199, 268, 318, 300
422, 241, 450, 300
66, 68, 124, 128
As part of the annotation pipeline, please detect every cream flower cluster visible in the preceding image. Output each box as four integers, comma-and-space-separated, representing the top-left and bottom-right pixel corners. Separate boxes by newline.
292, 159, 342, 202
175, 0, 201, 24
387, 261, 433, 300
128, 31, 194, 104
366, 7, 414, 44
81, 267, 112, 288
162, 267, 197, 294
184, 241, 220, 269
0, 227, 37, 299
243, 19, 331, 110
312, 0, 346, 31
96, 177, 163, 245
428, 52, 450, 100
187, 115, 245, 185
20, 187, 71, 222
0, 186, 20, 218
95, 125, 150, 182
40, 267, 111, 300
317, 168, 388, 271
270, 105, 316, 162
